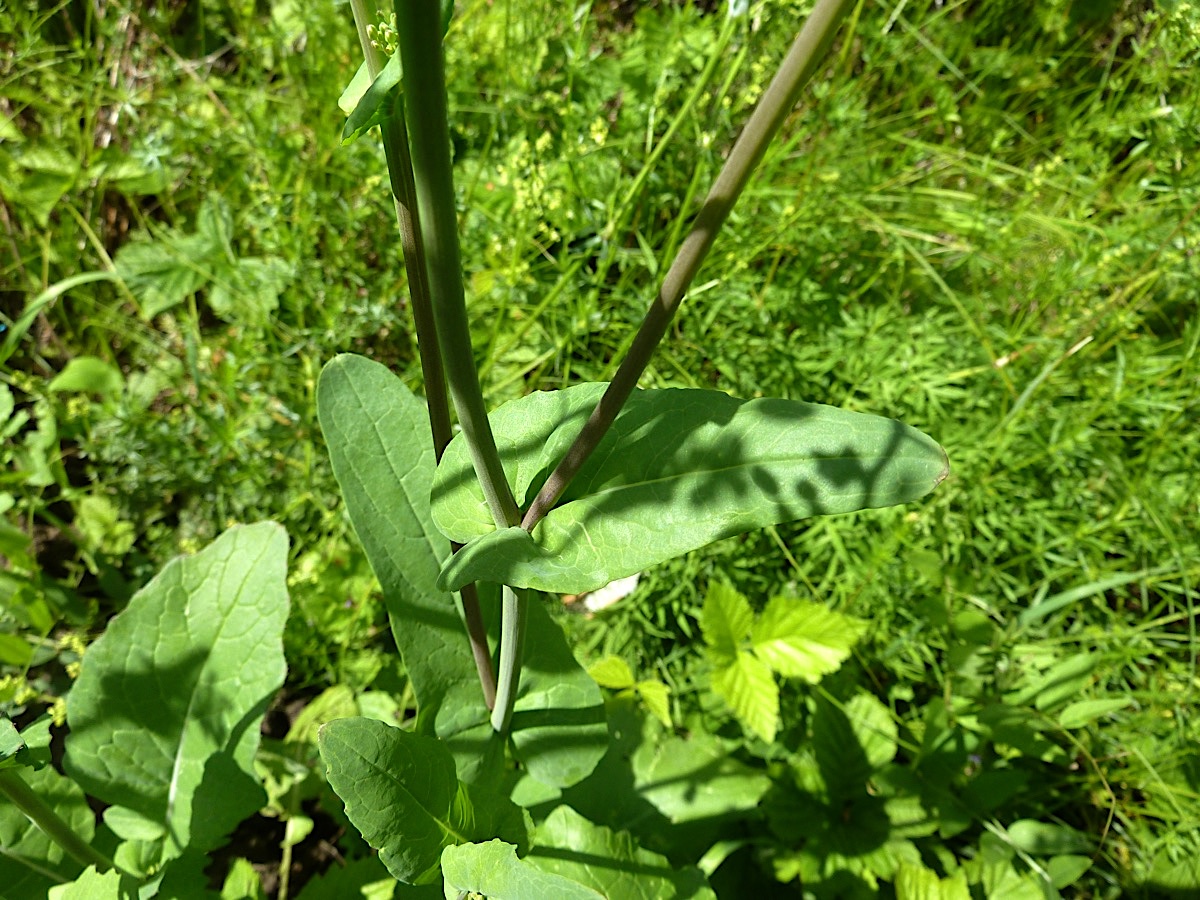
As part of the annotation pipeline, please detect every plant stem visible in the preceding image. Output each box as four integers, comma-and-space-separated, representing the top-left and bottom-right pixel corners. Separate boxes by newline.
489, 586, 528, 734
521, 0, 854, 531
350, 0, 495, 709
392, 0, 520, 531
0, 769, 122, 876
392, 0, 523, 730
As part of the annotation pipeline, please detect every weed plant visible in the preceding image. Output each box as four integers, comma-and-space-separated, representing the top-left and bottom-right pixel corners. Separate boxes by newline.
1, 0, 1198, 896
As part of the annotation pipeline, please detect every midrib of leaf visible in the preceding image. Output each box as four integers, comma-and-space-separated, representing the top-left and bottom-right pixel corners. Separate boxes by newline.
343, 742, 471, 846
165, 535, 272, 840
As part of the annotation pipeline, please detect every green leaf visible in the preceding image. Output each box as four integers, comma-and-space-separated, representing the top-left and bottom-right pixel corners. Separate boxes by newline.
319, 717, 527, 885
341, 52, 403, 145
895, 862, 971, 900
1005, 819, 1092, 856
434, 384, 948, 594
47, 866, 123, 900
64, 523, 289, 863
711, 651, 778, 743
434, 596, 607, 789
0, 762, 93, 895
47, 357, 124, 397
700, 581, 754, 665
317, 355, 474, 726
634, 681, 672, 728
440, 840, 604, 900
750, 596, 865, 683
587, 656, 636, 690
1056, 697, 1131, 729
0, 718, 20, 769
632, 731, 770, 824
528, 806, 715, 899
207, 256, 292, 325
812, 691, 898, 800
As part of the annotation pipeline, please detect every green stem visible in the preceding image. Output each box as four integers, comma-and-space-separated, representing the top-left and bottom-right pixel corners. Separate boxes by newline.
521, 0, 854, 531
393, 0, 520, 531
0, 769, 122, 876
489, 586, 528, 734
351, 0, 495, 709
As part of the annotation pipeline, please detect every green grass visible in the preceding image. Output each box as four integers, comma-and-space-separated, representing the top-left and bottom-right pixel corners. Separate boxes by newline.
2, 0, 1198, 894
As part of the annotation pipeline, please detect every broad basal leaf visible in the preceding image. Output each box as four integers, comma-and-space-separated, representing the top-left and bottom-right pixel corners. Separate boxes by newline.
433, 383, 948, 594
750, 596, 865, 683
64, 523, 289, 863
528, 806, 715, 899
317, 355, 476, 727
319, 718, 527, 885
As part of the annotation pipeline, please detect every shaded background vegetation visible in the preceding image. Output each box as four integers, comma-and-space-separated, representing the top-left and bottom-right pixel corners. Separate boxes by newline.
2, 0, 1198, 895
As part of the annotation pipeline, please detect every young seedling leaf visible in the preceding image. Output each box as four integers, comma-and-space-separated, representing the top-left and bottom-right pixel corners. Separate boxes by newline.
341, 52, 403, 145
63, 523, 289, 864
587, 656, 636, 690
318, 717, 527, 885
318, 354, 476, 727
528, 805, 716, 898
711, 651, 779, 743
635, 681, 673, 729
441, 840, 604, 900
750, 596, 865, 683
700, 581, 754, 665
433, 384, 948, 594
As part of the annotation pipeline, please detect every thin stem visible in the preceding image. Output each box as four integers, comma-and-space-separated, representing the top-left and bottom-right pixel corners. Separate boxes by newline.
521, 0, 854, 531
0, 769, 122, 876
393, 0, 520, 530
350, 0, 495, 708
489, 586, 528, 734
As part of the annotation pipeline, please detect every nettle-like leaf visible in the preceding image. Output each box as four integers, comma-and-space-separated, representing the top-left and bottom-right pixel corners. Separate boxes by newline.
433, 383, 948, 595
318, 717, 528, 886
701, 582, 865, 742
64, 523, 289, 864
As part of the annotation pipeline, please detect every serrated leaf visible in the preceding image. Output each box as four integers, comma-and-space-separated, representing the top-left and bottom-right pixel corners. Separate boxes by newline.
711, 652, 779, 743
319, 718, 527, 886
441, 840, 604, 900
751, 596, 865, 683
115, 231, 216, 319
317, 355, 475, 724
700, 581, 754, 664
63, 523, 289, 863
812, 691, 897, 800
341, 52, 403, 145
47, 357, 124, 396
528, 806, 715, 899
587, 656, 635, 690
433, 384, 948, 594
46, 865, 123, 900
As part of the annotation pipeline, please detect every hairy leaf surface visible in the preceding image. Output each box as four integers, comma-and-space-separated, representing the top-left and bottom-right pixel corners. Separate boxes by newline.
433, 384, 948, 594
